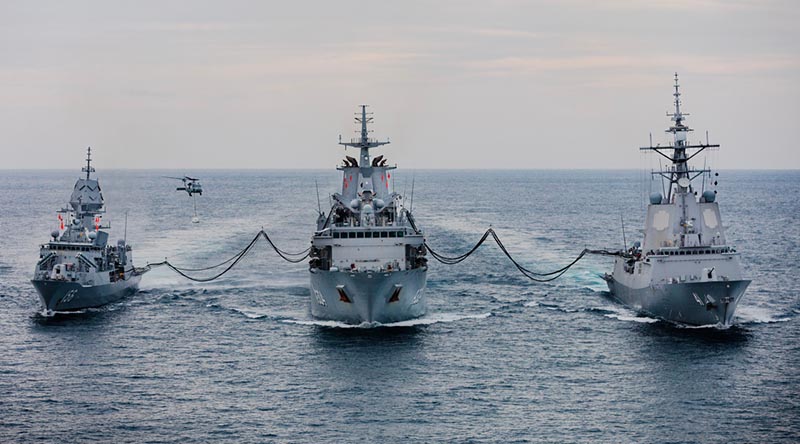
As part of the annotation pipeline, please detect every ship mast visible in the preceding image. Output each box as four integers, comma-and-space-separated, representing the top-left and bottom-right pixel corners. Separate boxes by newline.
667, 73, 690, 194
71, 146, 105, 223
82, 146, 95, 180
640, 73, 718, 202
338, 105, 390, 167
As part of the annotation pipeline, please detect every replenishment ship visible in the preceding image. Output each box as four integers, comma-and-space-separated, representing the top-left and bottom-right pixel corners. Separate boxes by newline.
308, 106, 427, 324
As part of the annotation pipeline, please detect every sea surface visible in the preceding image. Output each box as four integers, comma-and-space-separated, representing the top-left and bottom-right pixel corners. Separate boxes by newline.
0, 169, 798, 443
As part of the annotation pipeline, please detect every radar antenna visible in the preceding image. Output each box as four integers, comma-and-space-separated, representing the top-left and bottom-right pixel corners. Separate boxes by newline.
338, 105, 390, 167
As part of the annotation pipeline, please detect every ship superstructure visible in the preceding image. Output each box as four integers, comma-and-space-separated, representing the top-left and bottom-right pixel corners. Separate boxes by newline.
604, 74, 750, 326
31, 148, 145, 311
309, 106, 427, 324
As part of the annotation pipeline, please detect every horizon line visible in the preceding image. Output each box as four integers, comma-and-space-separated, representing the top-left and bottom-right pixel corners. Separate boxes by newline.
1, 167, 798, 172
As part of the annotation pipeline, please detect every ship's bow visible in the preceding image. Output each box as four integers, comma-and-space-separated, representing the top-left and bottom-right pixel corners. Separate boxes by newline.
607, 274, 750, 326
31, 275, 141, 312
310, 268, 427, 324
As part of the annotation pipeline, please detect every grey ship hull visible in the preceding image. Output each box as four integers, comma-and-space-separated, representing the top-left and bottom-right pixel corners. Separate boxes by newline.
605, 275, 750, 326
31, 275, 142, 312
309, 268, 427, 324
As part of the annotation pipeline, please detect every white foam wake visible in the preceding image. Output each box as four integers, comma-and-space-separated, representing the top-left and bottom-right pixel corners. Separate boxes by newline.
735, 305, 792, 325
235, 309, 272, 319
282, 312, 492, 329
523, 300, 580, 313
601, 306, 659, 324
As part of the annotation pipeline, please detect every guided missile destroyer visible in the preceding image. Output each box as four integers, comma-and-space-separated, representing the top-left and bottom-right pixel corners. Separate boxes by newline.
309, 106, 428, 324
604, 74, 750, 326
31, 148, 146, 312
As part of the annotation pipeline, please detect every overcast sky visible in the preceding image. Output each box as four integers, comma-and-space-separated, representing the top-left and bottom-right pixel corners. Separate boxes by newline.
1, 0, 798, 170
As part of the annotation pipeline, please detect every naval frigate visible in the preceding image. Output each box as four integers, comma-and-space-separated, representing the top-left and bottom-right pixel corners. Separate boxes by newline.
308, 106, 428, 324
604, 74, 750, 326
31, 148, 146, 312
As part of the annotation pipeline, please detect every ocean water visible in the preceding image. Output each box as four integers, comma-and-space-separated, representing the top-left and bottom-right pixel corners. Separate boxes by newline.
0, 169, 798, 443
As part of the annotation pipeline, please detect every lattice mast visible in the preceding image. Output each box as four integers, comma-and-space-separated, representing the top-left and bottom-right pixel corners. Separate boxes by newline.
338, 105, 390, 167
82, 147, 95, 180
640, 73, 719, 202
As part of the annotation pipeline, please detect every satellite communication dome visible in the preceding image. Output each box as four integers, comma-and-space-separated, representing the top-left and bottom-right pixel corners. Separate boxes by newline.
51, 230, 60, 239
649, 192, 663, 205
702, 190, 716, 203
88, 231, 97, 240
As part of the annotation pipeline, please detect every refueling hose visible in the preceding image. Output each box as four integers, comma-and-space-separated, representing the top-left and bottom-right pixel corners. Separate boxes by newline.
145, 227, 621, 283
146, 230, 310, 282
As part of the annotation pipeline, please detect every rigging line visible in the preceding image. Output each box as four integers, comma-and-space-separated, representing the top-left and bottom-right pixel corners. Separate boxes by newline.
487, 230, 586, 277
155, 233, 264, 282
164, 244, 255, 282
423, 229, 493, 265
484, 235, 586, 283
146, 229, 311, 282
424, 228, 589, 281
425, 234, 489, 263
259, 230, 311, 256
160, 231, 263, 272
169, 243, 252, 271
259, 231, 311, 263
504, 252, 584, 282
584, 249, 627, 257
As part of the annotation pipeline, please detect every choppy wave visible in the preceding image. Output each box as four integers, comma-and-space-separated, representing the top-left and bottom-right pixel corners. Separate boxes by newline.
227, 307, 275, 320
524, 300, 580, 313
523, 300, 658, 323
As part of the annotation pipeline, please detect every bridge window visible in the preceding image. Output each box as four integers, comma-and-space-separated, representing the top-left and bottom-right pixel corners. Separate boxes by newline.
381, 231, 388, 238
357, 232, 364, 239
389, 231, 396, 238
349, 232, 356, 239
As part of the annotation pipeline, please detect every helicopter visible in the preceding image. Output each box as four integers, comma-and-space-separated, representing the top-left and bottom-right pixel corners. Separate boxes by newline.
164, 176, 203, 223
165, 176, 203, 196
